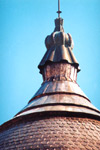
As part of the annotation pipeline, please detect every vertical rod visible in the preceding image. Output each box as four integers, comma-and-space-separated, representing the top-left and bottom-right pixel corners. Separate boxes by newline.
58, 0, 60, 18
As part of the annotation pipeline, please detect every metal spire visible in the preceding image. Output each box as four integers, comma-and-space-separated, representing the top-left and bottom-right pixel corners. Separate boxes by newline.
57, 0, 62, 18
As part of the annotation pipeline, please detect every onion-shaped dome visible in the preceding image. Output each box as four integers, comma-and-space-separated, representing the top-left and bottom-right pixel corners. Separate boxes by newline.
38, 18, 80, 73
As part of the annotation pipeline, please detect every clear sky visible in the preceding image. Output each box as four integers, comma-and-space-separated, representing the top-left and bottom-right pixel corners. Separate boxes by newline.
0, 0, 100, 125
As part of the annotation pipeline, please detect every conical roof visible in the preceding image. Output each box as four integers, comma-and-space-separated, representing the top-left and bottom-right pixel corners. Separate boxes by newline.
14, 17, 99, 119
15, 79, 100, 118
0, 4, 100, 150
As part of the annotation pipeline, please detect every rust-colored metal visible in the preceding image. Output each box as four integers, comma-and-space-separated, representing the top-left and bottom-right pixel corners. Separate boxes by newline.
15, 60, 100, 118
15, 58, 100, 118
32, 80, 87, 99
38, 17, 80, 73
42, 63, 77, 82
0, 115, 100, 150
0, 4, 100, 150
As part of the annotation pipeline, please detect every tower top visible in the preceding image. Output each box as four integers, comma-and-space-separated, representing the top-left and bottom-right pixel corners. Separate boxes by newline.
57, 0, 62, 18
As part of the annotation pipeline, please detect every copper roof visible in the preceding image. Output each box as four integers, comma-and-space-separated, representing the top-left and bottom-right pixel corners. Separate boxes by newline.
38, 18, 80, 73
0, 5, 100, 150
14, 16, 100, 119
0, 115, 100, 150
15, 80, 100, 118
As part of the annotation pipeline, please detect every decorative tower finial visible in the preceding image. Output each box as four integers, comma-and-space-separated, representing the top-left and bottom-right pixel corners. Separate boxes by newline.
57, 0, 62, 18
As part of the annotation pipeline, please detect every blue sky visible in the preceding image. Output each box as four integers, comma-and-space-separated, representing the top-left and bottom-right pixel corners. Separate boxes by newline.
0, 0, 100, 125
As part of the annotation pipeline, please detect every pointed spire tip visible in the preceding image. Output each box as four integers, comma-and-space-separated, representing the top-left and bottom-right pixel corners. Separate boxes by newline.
57, 0, 62, 18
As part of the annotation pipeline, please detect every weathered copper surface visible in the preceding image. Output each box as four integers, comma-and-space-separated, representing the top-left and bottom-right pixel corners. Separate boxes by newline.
32, 81, 87, 99
15, 61, 100, 117
16, 92, 100, 117
15, 77, 100, 118
18, 94, 98, 112
42, 63, 77, 82
22, 94, 97, 110
0, 115, 100, 149
0, 4, 100, 150
17, 105, 100, 118
38, 17, 80, 73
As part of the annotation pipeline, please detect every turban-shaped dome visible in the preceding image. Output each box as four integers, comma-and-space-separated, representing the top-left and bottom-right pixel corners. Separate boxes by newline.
38, 18, 80, 73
